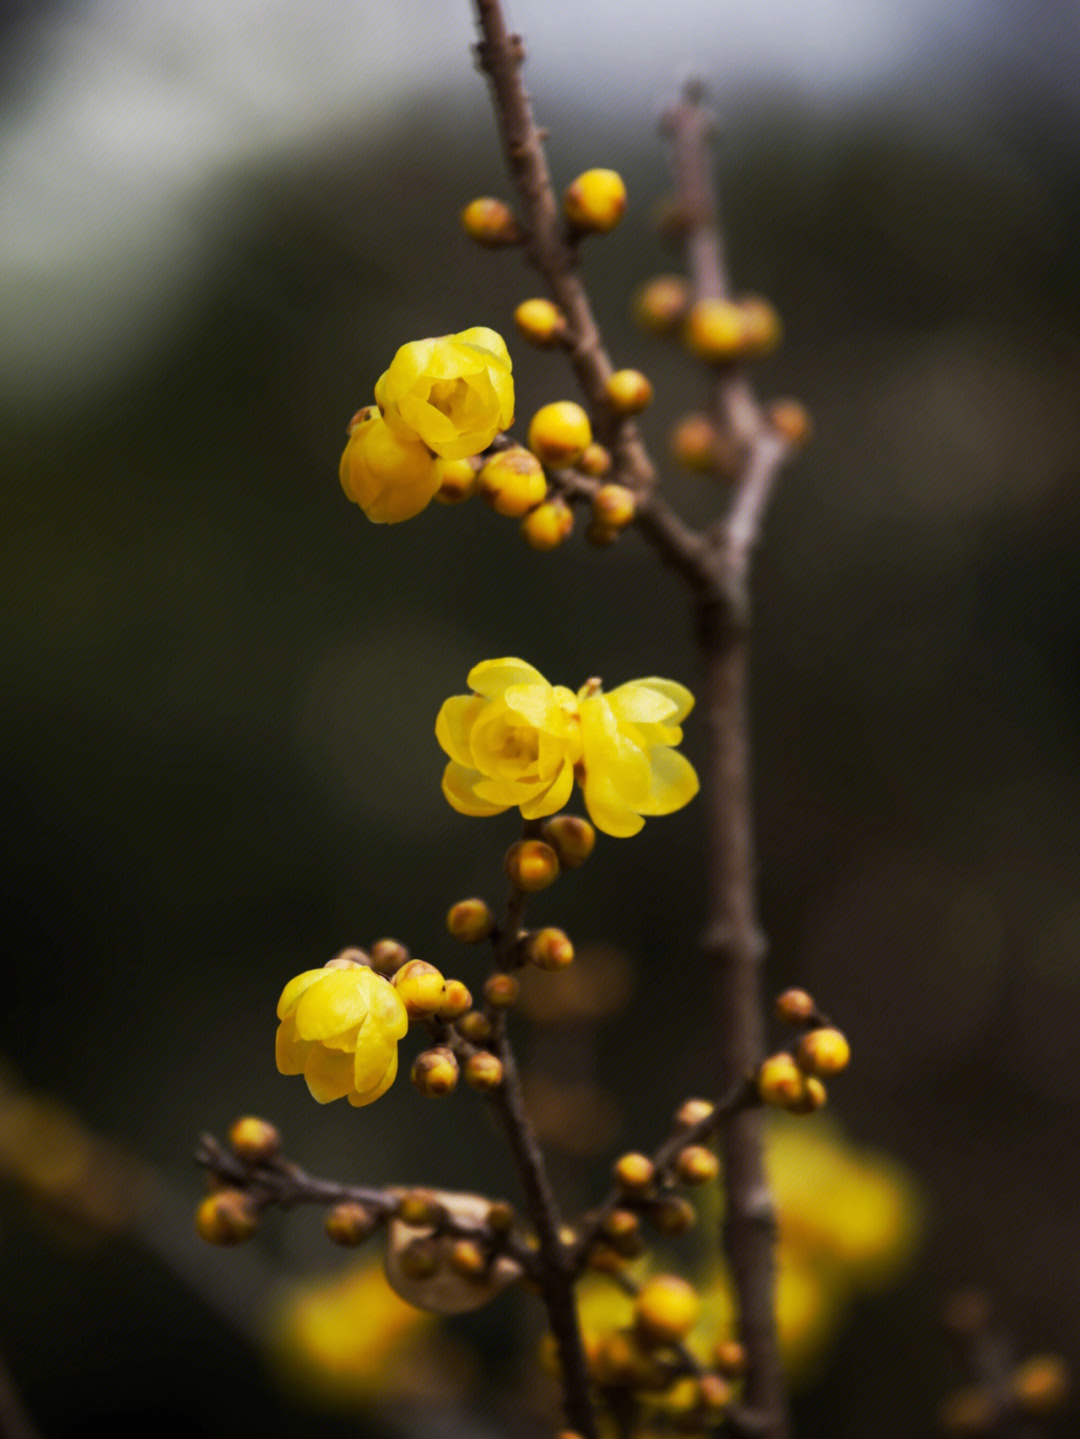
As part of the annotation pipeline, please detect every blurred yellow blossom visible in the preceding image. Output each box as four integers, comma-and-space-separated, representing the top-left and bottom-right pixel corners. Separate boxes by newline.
275, 964, 408, 1107
375, 326, 514, 461
436, 659, 698, 837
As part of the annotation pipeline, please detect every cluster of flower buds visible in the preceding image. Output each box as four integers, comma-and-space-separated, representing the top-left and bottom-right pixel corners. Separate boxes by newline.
755, 989, 850, 1114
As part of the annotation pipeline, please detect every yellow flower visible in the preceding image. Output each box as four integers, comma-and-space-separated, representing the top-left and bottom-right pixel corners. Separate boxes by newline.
374, 327, 514, 462
339, 409, 443, 524
275, 965, 408, 1107
435, 659, 699, 837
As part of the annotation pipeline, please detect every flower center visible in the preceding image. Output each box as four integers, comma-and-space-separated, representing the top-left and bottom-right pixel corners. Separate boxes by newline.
428, 378, 469, 419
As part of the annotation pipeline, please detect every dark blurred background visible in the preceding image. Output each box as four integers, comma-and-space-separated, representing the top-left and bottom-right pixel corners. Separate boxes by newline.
2, 1, 1078, 1435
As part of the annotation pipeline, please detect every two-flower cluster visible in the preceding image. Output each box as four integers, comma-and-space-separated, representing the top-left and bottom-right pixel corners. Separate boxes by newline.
339, 328, 514, 523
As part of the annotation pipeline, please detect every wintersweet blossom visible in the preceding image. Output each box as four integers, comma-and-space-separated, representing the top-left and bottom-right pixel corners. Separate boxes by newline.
435, 658, 699, 837
339, 408, 443, 524
276, 964, 409, 1106
374, 327, 514, 461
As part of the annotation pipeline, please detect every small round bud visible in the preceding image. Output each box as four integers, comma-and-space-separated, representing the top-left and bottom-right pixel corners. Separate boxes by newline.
514, 298, 567, 348
521, 497, 574, 551
586, 1243, 628, 1274
325, 1201, 377, 1247
438, 979, 473, 1021
713, 1340, 748, 1377
393, 959, 448, 1018
457, 1011, 493, 1045
486, 1200, 514, 1232
483, 972, 520, 1008
757, 1053, 806, 1108
434, 457, 480, 504
460, 196, 522, 247
675, 1097, 714, 1130
526, 928, 575, 971
635, 1275, 701, 1346
786, 1075, 828, 1114
578, 443, 612, 477
1011, 1355, 1069, 1414
613, 1152, 655, 1193
411, 1046, 459, 1097
795, 1028, 850, 1078
649, 1195, 697, 1235
448, 1238, 487, 1279
605, 369, 653, 415
541, 815, 596, 869
683, 297, 750, 362
370, 938, 410, 976
739, 294, 782, 356
563, 168, 627, 233
324, 947, 368, 971
398, 1235, 441, 1280
505, 839, 560, 892
447, 898, 495, 944
669, 412, 728, 474
397, 1190, 447, 1227
478, 447, 548, 517
227, 1116, 282, 1165
697, 1374, 734, 1415
465, 1051, 505, 1091
591, 483, 636, 531
674, 1145, 719, 1186
602, 1209, 644, 1257
633, 273, 690, 333
195, 1190, 258, 1246
528, 402, 593, 468
774, 988, 816, 1026
768, 398, 813, 448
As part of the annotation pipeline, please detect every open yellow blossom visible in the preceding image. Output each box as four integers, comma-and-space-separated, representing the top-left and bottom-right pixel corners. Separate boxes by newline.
435, 659, 698, 837
375, 327, 514, 462
276, 965, 408, 1107
339, 409, 443, 524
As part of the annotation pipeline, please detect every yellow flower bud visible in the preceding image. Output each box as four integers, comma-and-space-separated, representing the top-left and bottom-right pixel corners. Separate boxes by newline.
613, 1151, 655, 1193
369, 938, 410, 976
578, 442, 612, 477
795, 1027, 850, 1077
739, 294, 782, 356
410, 1046, 459, 1097
605, 369, 653, 415
528, 401, 593, 468
448, 1238, 487, 1279
768, 398, 813, 448
276, 964, 407, 1107
478, 447, 548, 517
564, 168, 627, 233
649, 1195, 697, 1235
634, 1275, 700, 1346
446, 898, 495, 944
514, 298, 567, 348
457, 1011, 493, 1045
633, 273, 690, 333
195, 1190, 258, 1246
774, 987, 817, 1026
526, 927, 575, 971
713, 1340, 748, 1377
669, 411, 726, 474
786, 1075, 828, 1113
674, 1145, 719, 1185
521, 497, 574, 551
339, 410, 443, 524
1011, 1355, 1069, 1414
541, 814, 596, 868
433, 457, 480, 504
683, 297, 749, 362
504, 839, 560, 892
227, 1115, 281, 1165
438, 979, 473, 1020
325, 1200, 377, 1246
464, 1052, 505, 1091
483, 972, 520, 1008
756, 1053, 806, 1108
674, 1097, 714, 1129
375, 327, 514, 461
591, 483, 636, 531
393, 960, 447, 1019
460, 196, 522, 247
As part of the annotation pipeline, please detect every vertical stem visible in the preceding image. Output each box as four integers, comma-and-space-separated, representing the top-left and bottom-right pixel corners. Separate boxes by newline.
699, 599, 788, 1438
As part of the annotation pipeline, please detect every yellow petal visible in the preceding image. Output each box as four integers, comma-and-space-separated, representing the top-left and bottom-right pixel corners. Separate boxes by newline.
580, 697, 652, 803
277, 969, 329, 1021
636, 748, 700, 816
442, 761, 508, 816
367, 972, 409, 1041
348, 1048, 399, 1107
304, 1044, 357, 1103
626, 677, 695, 723
453, 326, 512, 368
606, 681, 682, 725
374, 339, 436, 412
519, 758, 575, 820
467, 658, 548, 700
435, 694, 486, 767
294, 968, 371, 1043
582, 780, 645, 838
352, 1028, 397, 1093
275, 1016, 311, 1075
